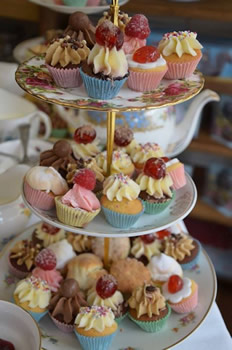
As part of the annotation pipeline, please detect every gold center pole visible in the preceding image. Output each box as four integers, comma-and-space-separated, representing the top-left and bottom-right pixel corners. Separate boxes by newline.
110, 0, 119, 26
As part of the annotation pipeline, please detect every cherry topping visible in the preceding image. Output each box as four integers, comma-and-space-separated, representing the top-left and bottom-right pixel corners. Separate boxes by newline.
141, 234, 155, 244
74, 125, 96, 145
41, 223, 60, 235
74, 168, 96, 190
161, 157, 170, 163
114, 127, 133, 147
168, 275, 183, 294
96, 20, 124, 50
0, 339, 15, 350
96, 274, 118, 299
125, 14, 151, 40
144, 157, 166, 179
35, 248, 57, 271
133, 46, 160, 64
156, 229, 170, 239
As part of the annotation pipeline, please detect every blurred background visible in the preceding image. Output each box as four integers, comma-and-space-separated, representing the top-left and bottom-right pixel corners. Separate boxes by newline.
0, 0, 231, 333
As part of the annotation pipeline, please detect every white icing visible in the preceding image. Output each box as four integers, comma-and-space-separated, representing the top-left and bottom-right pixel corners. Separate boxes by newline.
162, 277, 192, 303
147, 253, 183, 282
48, 239, 75, 269
127, 54, 167, 69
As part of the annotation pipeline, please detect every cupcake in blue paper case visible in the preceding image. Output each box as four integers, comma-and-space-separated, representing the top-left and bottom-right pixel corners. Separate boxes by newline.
74, 306, 118, 350
128, 283, 171, 333
13, 276, 51, 322
163, 233, 201, 270
100, 173, 144, 229
80, 20, 129, 100
136, 157, 175, 214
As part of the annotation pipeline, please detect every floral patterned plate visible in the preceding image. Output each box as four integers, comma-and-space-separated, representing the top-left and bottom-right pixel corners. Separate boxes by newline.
15, 56, 204, 112
0, 224, 217, 350
22, 172, 197, 238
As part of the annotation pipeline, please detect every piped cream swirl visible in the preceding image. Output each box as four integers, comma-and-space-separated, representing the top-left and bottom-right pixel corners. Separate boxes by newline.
75, 306, 116, 332
136, 173, 173, 198
103, 173, 140, 201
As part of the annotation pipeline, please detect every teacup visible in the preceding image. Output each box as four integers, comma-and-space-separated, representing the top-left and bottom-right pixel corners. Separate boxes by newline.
0, 88, 51, 141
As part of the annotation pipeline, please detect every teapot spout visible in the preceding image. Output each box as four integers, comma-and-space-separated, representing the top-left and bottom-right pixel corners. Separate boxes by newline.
167, 89, 220, 157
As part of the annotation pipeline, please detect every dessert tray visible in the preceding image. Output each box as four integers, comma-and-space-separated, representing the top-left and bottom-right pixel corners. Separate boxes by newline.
29, 0, 129, 14
13, 37, 44, 63
15, 56, 204, 112
0, 223, 217, 350
22, 172, 196, 237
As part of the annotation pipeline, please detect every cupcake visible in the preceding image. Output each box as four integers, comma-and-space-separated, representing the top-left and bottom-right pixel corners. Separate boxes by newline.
96, 150, 135, 177
98, 10, 131, 33
91, 237, 130, 263
147, 253, 183, 287
87, 275, 128, 323
80, 20, 129, 99
67, 232, 92, 254
163, 233, 201, 270
13, 276, 51, 322
131, 142, 164, 172
8, 240, 41, 279
55, 169, 101, 227
32, 248, 63, 292
48, 239, 76, 270
158, 31, 203, 79
127, 45, 168, 92
40, 140, 76, 179
166, 158, 186, 190
49, 278, 88, 333
45, 35, 90, 88
130, 233, 162, 265
114, 126, 139, 157
72, 125, 101, 160
74, 306, 118, 350
110, 258, 151, 295
32, 222, 66, 248
101, 173, 143, 229
24, 166, 68, 210
128, 283, 171, 332
136, 158, 174, 214
123, 14, 150, 55
162, 275, 198, 313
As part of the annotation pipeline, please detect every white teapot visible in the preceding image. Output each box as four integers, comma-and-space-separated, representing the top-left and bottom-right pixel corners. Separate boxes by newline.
57, 89, 219, 157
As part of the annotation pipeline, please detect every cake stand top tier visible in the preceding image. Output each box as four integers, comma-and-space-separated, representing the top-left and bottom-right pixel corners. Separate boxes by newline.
15, 56, 204, 112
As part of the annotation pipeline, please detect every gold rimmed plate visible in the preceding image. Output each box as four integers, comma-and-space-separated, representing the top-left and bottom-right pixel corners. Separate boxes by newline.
15, 56, 204, 112
0, 223, 217, 350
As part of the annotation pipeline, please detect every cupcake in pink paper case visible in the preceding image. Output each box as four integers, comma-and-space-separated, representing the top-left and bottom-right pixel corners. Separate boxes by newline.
158, 31, 203, 80
162, 275, 198, 314
127, 46, 168, 92
123, 14, 150, 55
45, 35, 90, 88
165, 158, 186, 190
55, 168, 101, 227
32, 248, 62, 292
24, 166, 69, 210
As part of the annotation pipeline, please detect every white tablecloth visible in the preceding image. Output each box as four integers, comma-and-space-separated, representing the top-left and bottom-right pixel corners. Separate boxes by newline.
27, 216, 232, 350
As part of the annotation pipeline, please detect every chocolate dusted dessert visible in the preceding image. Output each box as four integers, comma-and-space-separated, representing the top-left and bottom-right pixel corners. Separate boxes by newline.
98, 10, 131, 32
64, 11, 96, 49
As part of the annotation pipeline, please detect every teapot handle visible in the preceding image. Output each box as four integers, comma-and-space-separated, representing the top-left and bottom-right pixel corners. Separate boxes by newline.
166, 89, 220, 157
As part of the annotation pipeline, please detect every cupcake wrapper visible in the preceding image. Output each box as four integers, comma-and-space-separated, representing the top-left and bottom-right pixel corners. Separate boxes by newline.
170, 285, 198, 314
46, 64, 83, 88
180, 240, 201, 270
24, 181, 55, 210
80, 68, 127, 100
128, 304, 171, 333
51, 128, 68, 138
102, 205, 144, 229
8, 255, 29, 279
49, 313, 74, 333
168, 165, 187, 190
164, 54, 202, 80
74, 330, 116, 350
115, 311, 128, 324
127, 68, 168, 92
28, 309, 48, 323
55, 196, 100, 227
142, 192, 175, 215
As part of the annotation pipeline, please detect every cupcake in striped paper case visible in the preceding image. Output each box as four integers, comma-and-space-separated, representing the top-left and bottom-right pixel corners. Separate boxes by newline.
74, 306, 118, 350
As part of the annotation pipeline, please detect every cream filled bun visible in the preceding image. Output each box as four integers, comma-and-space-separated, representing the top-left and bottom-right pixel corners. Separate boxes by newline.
91, 237, 130, 263
147, 253, 183, 283
48, 239, 75, 270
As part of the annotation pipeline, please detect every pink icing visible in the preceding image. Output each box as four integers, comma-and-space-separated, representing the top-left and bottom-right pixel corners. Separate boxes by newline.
123, 35, 146, 55
61, 184, 100, 211
32, 267, 63, 292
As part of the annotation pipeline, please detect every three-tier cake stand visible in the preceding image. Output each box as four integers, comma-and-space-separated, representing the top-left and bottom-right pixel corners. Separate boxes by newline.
13, 1, 217, 349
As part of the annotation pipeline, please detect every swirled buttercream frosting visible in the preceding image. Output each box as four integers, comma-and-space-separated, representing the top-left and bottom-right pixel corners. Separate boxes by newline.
87, 287, 123, 311
75, 306, 116, 332
131, 143, 164, 164
34, 223, 65, 247
10, 240, 41, 271
131, 237, 161, 260
136, 173, 173, 198
103, 173, 140, 201
67, 232, 92, 253
96, 150, 133, 175
72, 139, 101, 160
158, 31, 203, 58
163, 233, 195, 261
